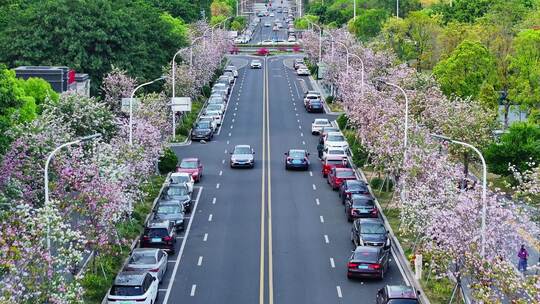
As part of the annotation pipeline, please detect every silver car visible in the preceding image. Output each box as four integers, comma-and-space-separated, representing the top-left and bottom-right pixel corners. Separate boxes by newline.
230, 144, 255, 168
125, 248, 168, 282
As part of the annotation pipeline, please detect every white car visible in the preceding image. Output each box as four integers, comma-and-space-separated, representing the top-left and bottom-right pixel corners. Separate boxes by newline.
224, 65, 238, 78
125, 248, 168, 282
251, 59, 262, 69
304, 94, 320, 106
234, 37, 244, 44
270, 13, 275, 17
199, 116, 218, 132
205, 104, 225, 115
324, 132, 349, 150
288, 36, 296, 42
258, 39, 274, 45
107, 271, 158, 304
264, 22, 271, 27
311, 118, 332, 135
169, 172, 194, 193
205, 110, 223, 125
297, 67, 310, 76
322, 147, 348, 161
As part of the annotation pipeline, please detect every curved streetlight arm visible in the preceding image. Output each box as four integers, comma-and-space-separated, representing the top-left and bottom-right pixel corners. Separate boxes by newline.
129, 76, 166, 145
44, 133, 102, 251
304, 18, 323, 64
431, 133, 488, 257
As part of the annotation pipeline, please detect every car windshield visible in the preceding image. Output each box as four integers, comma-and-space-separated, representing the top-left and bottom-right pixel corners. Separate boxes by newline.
144, 228, 168, 238
209, 98, 223, 103
234, 147, 252, 154
289, 150, 305, 158
196, 122, 210, 129
328, 150, 344, 155
314, 119, 328, 125
306, 95, 318, 99
336, 170, 355, 178
110, 285, 144, 296
166, 187, 188, 196
352, 198, 375, 207
349, 183, 368, 192
362, 223, 386, 234
327, 135, 345, 141
327, 159, 346, 165
157, 204, 182, 214
207, 111, 220, 116
387, 300, 419, 304
171, 175, 189, 184
353, 250, 379, 263
323, 128, 339, 133
180, 161, 197, 169
129, 252, 157, 265
207, 105, 222, 111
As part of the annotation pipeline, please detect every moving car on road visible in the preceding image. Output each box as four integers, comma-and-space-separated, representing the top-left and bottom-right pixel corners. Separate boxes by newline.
347, 246, 389, 280
264, 22, 271, 27
328, 167, 357, 190
251, 59, 262, 69
351, 218, 390, 249
376, 285, 420, 304
106, 271, 158, 304
284, 149, 310, 170
311, 118, 332, 135
140, 220, 177, 254
304, 93, 321, 106
190, 121, 214, 141
230, 144, 255, 168
124, 248, 168, 282
176, 158, 203, 182
339, 179, 370, 203
322, 155, 349, 177
345, 194, 378, 222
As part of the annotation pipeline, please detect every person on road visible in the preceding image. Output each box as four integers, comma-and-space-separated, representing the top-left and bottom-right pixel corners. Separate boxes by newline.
317, 141, 324, 159
518, 244, 529, 272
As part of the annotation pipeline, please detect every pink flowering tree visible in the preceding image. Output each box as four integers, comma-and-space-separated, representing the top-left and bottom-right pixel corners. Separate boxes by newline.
101, 67, 136, 114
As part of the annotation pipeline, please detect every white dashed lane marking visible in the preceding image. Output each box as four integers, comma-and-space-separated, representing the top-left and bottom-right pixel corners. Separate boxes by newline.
336, 286, 342, 298
330, 258, 335, 268
316, 198, 320, 205
212, 197, 216, 204
190, 284, 197, 296
208, 214, 213, 221
312, 184, 316, 190
324, 235, 329, 244
320, 216, 325, 223
197, 256, 203, 266
203, 233, 208, 241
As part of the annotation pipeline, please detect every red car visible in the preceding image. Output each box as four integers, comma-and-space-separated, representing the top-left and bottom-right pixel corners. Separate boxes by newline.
328, 167, 357, 190
322, 156, 349, 177
176, 158, 203, 182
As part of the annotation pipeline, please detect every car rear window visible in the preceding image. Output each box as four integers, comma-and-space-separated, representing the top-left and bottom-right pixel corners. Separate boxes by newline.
166, 187, 188, 196
196, 122, 210, 129
326, 159, 345, 165
314, 119, 328, 124
129, 252, 157, 265
180, 161, 197, 169
171, 175, 189, 184
353, 250, 379, 263
306, 95, 318, 99
352, 198, 374, 207
157, 204, 181, 215
110, 285, 144, 296
362, 223, 386, 234
336, 170, 355, 178
145, 228, 168, 238
327, 135, 345, 141
388, 300, 419, 304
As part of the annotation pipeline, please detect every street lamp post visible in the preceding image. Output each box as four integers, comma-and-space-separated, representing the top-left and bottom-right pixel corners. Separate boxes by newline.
353, 0, 356, 20
431, 134, 488, 257
305, 19, 323, 65
129, 76, 166, 146
44, 133, 102, 252
396, 0, 400, 18
375, 79, 409, 153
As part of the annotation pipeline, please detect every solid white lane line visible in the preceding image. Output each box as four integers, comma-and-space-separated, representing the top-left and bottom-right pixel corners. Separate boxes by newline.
162, 187, 203, 304
159, 289, 168, 292
324, 235, 329, 243
316, 198, 320, 205
216, 183, 220, 189
208, 214, 213, 221
212, 197, 216, 205
330, 258, 335, 268
392, 250, 411, 286
203, 233, 208, 241
197, 256, 203, 266
190, 284, 196, 296
320, 215, 325, 223
336, 286, 342, 298
312, 184, 316, 190
219, 170, 223, 176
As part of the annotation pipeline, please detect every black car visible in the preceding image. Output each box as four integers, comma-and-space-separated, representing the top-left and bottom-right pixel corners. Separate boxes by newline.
140, 220, 176, 254
376, 285, 420, 304
191, 121, 214, 141
345, 194, 378, 222
339, 180, 370, 204
154, 199, 185, 230
347, 246, 389, 280
284, 149, 310, 170
351, 218, 390, 249
306, 100, 324, 113
162, 184, 192, 212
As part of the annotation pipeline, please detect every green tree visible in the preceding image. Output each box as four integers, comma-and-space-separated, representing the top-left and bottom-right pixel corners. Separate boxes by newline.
484, 122, 540, 175
348, 9, 389, 41
434, 0, 497, 24
0, 0, 188, 95
145, 0, 200, 22
433, 40, 498, 100
507, 29, 540, 115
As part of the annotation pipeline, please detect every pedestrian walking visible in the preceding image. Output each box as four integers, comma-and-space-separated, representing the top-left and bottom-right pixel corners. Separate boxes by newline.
317, 141, 324, 159
518, 244, 529, 272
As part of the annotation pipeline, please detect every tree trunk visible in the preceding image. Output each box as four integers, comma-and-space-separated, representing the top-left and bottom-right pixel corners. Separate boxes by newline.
463, 152, 469, 189
504, 101, 510, 129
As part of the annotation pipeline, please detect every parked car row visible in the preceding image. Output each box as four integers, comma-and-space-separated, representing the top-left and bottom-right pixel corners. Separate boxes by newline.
294, 58, 311, 76
191, 65, 238, 141
106, 169, 199, 303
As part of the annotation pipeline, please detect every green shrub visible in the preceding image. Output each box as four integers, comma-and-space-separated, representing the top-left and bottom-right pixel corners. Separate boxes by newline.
201, 85, 211, 97
326, 95, 334, 103
370, 177, 384, 189
337, 114, 348, 130
158, 148, 178, 174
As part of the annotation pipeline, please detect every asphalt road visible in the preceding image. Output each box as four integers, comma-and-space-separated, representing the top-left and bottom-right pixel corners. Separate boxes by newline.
161, 55, 406, 304
250, 8, 290, 44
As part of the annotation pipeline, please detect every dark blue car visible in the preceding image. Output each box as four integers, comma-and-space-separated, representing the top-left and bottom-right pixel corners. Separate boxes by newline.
284, 149, 310, 170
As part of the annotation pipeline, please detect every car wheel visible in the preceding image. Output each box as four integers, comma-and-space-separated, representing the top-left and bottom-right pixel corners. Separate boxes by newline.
323, 173, 327, 178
